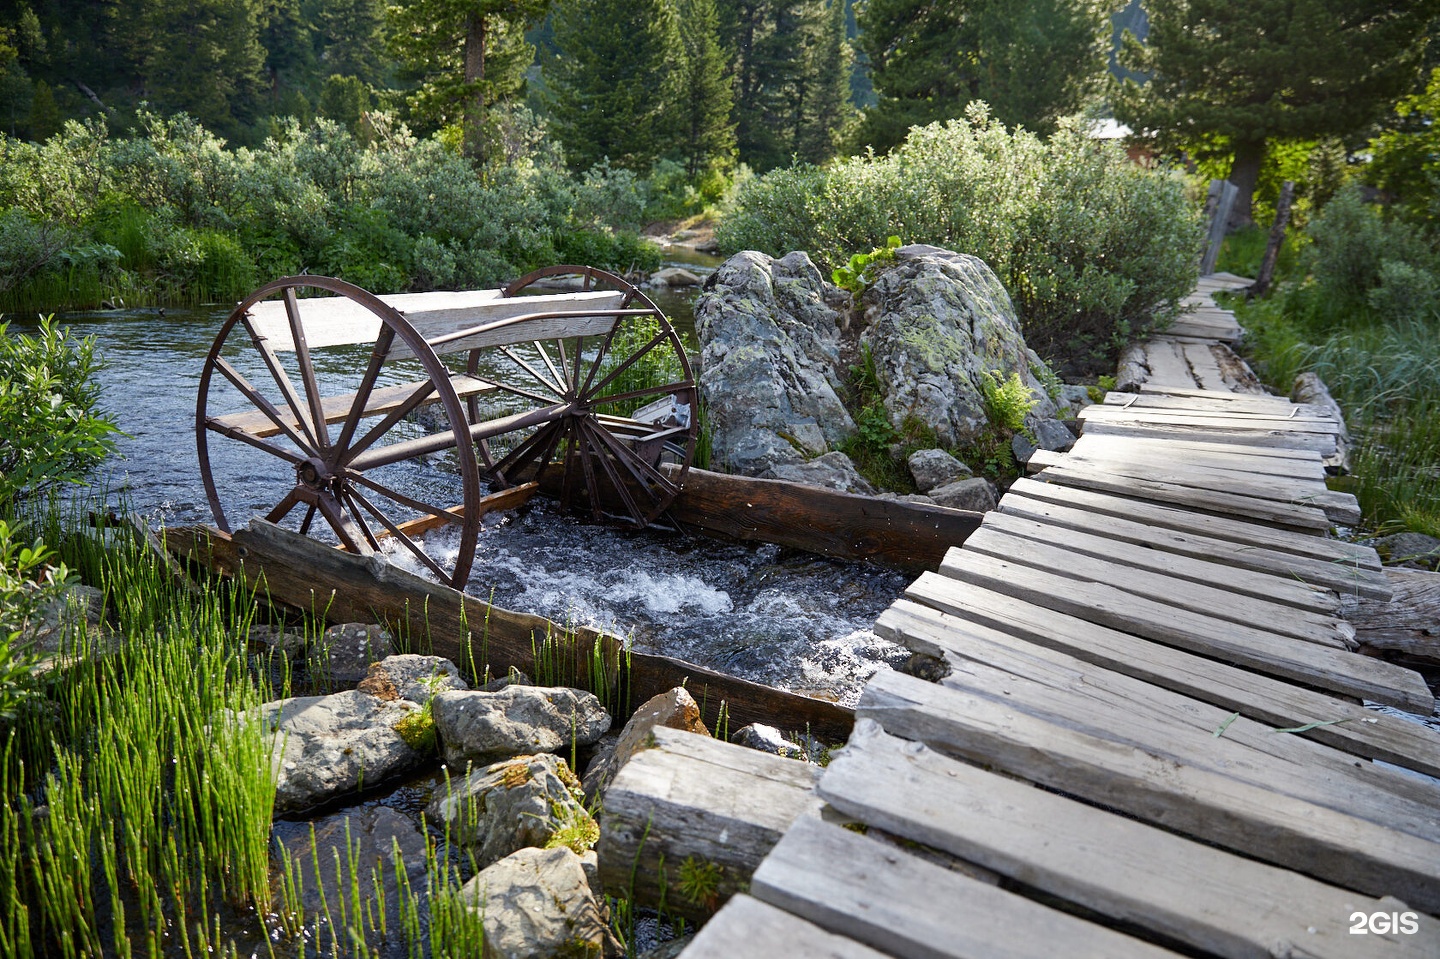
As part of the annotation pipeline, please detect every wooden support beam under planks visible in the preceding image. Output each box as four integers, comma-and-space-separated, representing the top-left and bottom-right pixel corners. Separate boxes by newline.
1007, 477, 1384, 574
1026, 449, 1361, 525
878, 603, 1440, 813
962, 521, 1355, 647
750, 816, 1183, 959
875, 593, 1440, 779
980, 507, 1343, 615
1029, 460, 1338, 531
856, 670, 1440, 912
818, 722, 1440, 959
1080, 418, 1339, 454
924, 554, 1433, 712
1066, 433, 1328, 481
680, 896, 891, 959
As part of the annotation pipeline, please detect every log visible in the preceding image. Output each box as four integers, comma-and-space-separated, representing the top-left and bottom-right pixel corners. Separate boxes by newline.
163, 520, 855, 741
1344, 568, 1440, 664
595, 727, 821, 923
1250, 180, 1294, 299
1291, 372, 1351, 474
1115, 342, 1150, 392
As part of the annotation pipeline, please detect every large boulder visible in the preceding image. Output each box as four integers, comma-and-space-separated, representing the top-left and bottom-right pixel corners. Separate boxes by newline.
764, 451, 876, 495
457, 846, 617, 959
264, 689, 432, 813
695, 251, 855, 474
427, 753, 592, 868
432, 686, 611, 767
582, 687, 709, 800
861, 246, 1058, 448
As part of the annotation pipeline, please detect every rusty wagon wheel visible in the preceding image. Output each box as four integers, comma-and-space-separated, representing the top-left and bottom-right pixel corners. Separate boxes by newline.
196, 276, 483, 588
472, 265, 697, 527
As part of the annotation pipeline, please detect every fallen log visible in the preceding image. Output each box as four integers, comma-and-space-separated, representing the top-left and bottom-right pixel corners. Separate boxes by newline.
164, 519, 855, 741
1343, 568, 1440, 666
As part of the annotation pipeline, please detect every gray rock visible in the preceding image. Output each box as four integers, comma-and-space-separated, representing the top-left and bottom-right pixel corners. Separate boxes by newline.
906, 448, 972, 492
21, 583, 109, 670
1374, 533, 1440, 571
246, 623, 307, 659
1033, 418, 1077, 453
272, 805, 427, 922
928, 477, 998, 512
648, 267, 702, 288
264, 689, 431, 813
694, 251, 855, 474
731, 723, 807, 760
1059, 384, 1093, 417
1011, 432, 1038, 464
582, 686, 709, 800
457, 846, 616, 959
433, 686, 611, 767
764, 451, 876, 495
308, 623, 394, 687
861, 249, 1058, 448
428, 753, 591, 868
637, 936, 695, 959
356, 654, 467, 703
479, 666, 532, 691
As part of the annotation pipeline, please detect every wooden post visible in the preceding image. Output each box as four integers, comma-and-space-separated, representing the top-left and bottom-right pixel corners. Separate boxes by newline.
1199, 180, 1238, 275
1249, 180, 1294, 298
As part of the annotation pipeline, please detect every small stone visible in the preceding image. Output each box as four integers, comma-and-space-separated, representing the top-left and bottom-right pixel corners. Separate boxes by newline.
246, 623, 307, 658
637, 936, 695, 959
649, 267, 702, 288
731, 723, 807, 760
764, 451, 877, 495
1059, 384, 1092, 416
1011, 432, 1038, 464
1032, 418, 1077, 452
457, 846, 617, 959
432, 686, 611, 767
928, 477, 998, 512
427, 753, 591, 868
479, 667, 532, 692
906, 449, 972, 492
308, 623, 393, 687
1374, 532, 1440, 571
360, 654, 466, 704
582, 687, 709, 800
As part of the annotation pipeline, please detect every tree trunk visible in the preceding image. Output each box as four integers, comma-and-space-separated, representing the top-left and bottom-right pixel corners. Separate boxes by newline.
1227, 138, 1267, 227
463, 13, 487, 160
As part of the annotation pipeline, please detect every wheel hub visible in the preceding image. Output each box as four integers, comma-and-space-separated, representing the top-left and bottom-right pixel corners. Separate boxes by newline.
296, 456, 339, 493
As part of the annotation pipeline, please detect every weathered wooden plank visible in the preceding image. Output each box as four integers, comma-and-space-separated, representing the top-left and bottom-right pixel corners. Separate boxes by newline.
1138, 383, 1291, 406
1081, 418, 1338, 454
876, 591, 1440, 778
924, 555, 1433, 712
1066, 433, 1328, 481
856, 671, 1440, 912
877, 602, 1440, 811
1344, 568, 1440, 664
246, 288, 626, 354
1007, 477, 1384, 573
820, 721, 1440, 959
1030, 460, 1335, 531
1080, 404, 1343, 434
210, 373, 498, 439
662, 466, 983, 574
963, 521, 1354, 645
1027, 449, 1362, 525
596, 727, 820, 923
751, 817, 1182, 959
982, 507, 1341, 614
679, 895, 892, 959
1139, 338, 1195, 387
164, 521, 856, 741
1105, 391, 1326, 419
1180, 340, 1228, 388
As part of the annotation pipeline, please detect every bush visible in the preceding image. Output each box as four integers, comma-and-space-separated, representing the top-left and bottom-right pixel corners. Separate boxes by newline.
718, 106, 1200, 370
0, 318, 119, 507
555, 229, 662, 274
1303, 185, 1439, 323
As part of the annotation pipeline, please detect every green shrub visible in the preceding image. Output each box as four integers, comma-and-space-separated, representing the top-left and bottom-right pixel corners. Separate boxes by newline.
1303, 185, 1439, 322
0, 518, 69, 721
555, 229, 663, 274
0, 318, 118, 508
718, 106, 1200, 370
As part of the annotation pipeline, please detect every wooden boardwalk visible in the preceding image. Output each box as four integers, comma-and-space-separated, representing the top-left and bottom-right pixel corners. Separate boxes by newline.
680, 279, 1440, 957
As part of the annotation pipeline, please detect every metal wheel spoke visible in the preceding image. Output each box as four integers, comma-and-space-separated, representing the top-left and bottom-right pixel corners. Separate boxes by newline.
241, 314, 321, 451
533, 418, 569, 485
581, 421, 645, 525
341, 489, 383, 552
576, 425, 604, 521
588, 380, 694, 409
559, 421, 579, 514
335, 325, 396, 456
214, 356, 318, 457
264, 489, 303, 524
206, 415, 308, 466
499, 346, 567, 397
489, 421, 562, 485
582, 329, 671, 401
341, 381, 437, 466
348, 488, 451, 582
578, 328, 620, 398
299, 503, 317, 535
586, 420, 680, 500
315, 491, 370, 555
472, 375, 562, 406
345, 471, 466, 528
531, 341, 568, 396
285, 288, 330, 451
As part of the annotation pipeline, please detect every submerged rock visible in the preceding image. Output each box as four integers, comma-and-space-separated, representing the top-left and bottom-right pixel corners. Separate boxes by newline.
427, 753, 592, 868
432, 686, 611, 767
764, 451, 876, 495
457, 845, 617, 959
860, 247, 1059, 448
906, 449, 972, 492
264, 689, 431, 813
695, 251, 855, 474
582, 687, 709, 801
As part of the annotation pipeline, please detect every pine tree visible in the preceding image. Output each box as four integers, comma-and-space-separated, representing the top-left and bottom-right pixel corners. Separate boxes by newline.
675, 0, 737, 176
1116, 0, 1438, 224
386, 0, 551, 158
795, 0, 851, 162
546, 0, 683, 172
315, 0, 383, 84
856, 0, 1112, 152
139, 0, 269, 139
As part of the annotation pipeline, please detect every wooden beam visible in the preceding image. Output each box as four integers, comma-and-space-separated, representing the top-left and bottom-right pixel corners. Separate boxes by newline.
376, 482, 539, 541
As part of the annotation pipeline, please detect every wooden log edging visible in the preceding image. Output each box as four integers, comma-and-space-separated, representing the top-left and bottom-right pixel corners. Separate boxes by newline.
164, 519, 855, 741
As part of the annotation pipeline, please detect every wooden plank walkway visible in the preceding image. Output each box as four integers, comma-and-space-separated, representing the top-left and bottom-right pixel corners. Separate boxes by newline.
680, 277, 1440, 957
